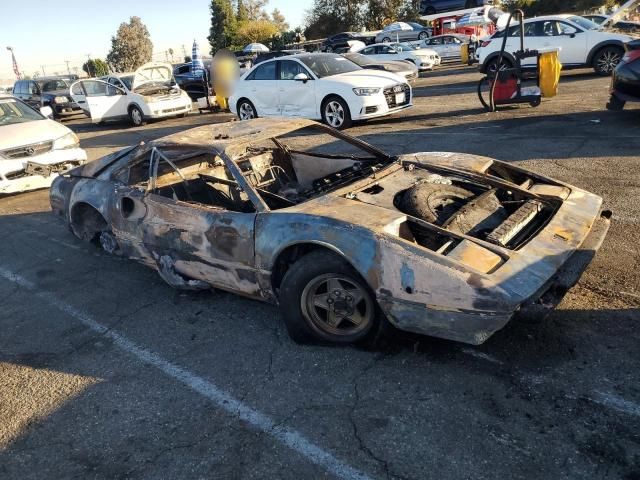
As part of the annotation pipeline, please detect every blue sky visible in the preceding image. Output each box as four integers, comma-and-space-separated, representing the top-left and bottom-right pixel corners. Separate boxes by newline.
1, 0, 308, 82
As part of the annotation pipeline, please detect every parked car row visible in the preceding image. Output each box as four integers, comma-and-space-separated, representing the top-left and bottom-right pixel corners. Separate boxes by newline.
476, 14, 635, 75
0, 94, 86, 195
12, 76, 83, 119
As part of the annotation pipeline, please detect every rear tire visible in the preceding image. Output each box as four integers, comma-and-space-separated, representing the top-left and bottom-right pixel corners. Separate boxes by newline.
382, 37, 391, 43
485, 56, 513, 74
321, 96, 352, 130
279, 250, 379, 344
418, 31, 429, 40
593, 46, 623, 76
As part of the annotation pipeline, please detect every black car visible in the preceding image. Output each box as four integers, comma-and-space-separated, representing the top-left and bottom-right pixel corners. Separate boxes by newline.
607, 39, 640, 110
342, 53, 419, 81
12, 76, 82, 119
173, 63, 211, 101
322, 32, 375, 52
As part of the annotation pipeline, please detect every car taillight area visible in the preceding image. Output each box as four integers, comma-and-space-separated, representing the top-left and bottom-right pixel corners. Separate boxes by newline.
621, 50, 640, 65
480, 40, 492, 48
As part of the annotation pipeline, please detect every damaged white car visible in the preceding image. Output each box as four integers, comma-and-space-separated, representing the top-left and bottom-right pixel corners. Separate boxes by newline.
0, 95, 86, 195
70, 62, 192, 127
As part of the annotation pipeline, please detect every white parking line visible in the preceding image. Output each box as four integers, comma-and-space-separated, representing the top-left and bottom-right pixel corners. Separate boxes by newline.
0, 266, 373, 480
591, 391, 640, 418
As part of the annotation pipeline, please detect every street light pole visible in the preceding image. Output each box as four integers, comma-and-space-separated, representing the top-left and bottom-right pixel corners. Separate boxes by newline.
65, 60, 71, 76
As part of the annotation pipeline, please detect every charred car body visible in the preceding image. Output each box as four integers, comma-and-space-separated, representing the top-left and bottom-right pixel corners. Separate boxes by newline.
50, 119, 610, 345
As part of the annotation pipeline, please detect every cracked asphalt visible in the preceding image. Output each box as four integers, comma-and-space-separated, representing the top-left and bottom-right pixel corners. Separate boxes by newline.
1, 65, 639, 479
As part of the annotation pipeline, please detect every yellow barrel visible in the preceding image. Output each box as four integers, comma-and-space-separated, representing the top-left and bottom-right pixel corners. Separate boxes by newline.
539, 50, 562, 98
461, 43, 469, 64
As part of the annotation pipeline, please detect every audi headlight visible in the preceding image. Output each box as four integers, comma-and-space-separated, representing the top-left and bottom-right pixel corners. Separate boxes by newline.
353, 87, 381, 96
53, 132, 79, 150
53, 96, 68, 104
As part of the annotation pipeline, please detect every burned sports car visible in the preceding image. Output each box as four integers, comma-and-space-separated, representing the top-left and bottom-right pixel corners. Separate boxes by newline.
50, 119, 610, 345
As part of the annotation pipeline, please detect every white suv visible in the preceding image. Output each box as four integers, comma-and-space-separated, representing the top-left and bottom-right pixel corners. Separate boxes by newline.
477, 15, 634, 75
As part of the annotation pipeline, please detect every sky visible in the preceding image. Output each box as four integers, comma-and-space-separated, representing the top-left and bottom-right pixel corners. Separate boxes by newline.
0, 0, 309, 84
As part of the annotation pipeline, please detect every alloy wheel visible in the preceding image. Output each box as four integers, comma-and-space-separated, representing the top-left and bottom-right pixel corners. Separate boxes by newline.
597, 50, 621, 73
239, 102, 256, 120
324, 100, 345, 128
131, 108, 142, 126
301, 274, 374, 338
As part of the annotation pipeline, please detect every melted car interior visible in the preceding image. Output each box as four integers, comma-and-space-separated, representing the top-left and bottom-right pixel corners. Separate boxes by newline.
122, 125, 563, 254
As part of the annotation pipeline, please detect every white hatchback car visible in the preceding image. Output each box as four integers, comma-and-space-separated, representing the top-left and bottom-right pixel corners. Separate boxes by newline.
229, 53, 412, 129
0, 95, 86, 195
477, 15, 634, 75
70, 62, 192, 126
355, 42, 441, 71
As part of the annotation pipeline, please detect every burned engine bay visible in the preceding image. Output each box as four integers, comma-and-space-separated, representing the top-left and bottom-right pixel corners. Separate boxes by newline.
142, 132, 566, 255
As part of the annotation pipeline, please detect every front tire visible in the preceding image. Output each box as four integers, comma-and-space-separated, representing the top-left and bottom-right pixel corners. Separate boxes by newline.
382, 37, 391, 43
279, 251, 379, 344
606, 94, 626, 111
321, 96, 352, 130
237, 99, 257, 120
418, 31, 429, 40
485, 56, 513, 74
593, 46, 623, 75
128, 105, 145, 127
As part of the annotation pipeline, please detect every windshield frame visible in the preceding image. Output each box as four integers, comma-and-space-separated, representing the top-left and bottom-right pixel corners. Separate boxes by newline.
296, 54, 362, 79
567, 16, 599, 31
0, 97, 45, 126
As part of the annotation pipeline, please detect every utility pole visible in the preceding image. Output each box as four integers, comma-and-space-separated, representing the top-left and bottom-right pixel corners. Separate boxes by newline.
41, 65, 46, 76
182, 44, 187, 61
86, 54, 92, 76
65, 60, 71, 76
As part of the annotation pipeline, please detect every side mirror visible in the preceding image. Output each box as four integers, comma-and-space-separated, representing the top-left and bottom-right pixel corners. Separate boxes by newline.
562, 26, 578, 37
40, 106, 53, 118
293, 73, 309, 83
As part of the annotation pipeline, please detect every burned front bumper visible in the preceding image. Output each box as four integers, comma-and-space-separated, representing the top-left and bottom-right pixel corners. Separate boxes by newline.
517, 210, 611, 321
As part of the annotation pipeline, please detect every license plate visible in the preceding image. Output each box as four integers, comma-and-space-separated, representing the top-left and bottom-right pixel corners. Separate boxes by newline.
395, 92, 405, 104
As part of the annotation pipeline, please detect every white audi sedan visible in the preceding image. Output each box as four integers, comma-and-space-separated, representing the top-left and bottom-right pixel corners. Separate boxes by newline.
0, 95, 86, 195
229, 53, 412, 129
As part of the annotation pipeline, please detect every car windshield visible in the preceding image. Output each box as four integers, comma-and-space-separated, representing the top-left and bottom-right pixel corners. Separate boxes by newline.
393, 42, 418, 51
342, 53, 371, 66
40, 79, 69, 92
297, 54, 361, 78
568, 16, 601, 30
0, 98, 43, 125
120, 76, 134, 90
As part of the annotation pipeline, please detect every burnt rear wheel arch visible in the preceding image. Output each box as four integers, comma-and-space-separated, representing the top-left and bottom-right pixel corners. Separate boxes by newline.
70, 202, 108, 243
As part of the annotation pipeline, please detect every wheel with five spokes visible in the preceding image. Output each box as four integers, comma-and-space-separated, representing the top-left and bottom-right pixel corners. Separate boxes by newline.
237, 99, 257, 120
279, 250, 379, 344
321, 96, 352, 130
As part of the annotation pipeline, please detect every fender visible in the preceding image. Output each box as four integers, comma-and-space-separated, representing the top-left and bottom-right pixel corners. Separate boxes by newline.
586, 40, 625, 65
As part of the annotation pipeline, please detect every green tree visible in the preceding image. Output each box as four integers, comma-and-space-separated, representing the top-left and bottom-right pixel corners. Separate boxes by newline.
236, 19, 279, 44
304, 0, 364, 39
106, 16, 153, 72
82, 58, 109, 77
237, 0, 248, 21
208, 0, 237, 53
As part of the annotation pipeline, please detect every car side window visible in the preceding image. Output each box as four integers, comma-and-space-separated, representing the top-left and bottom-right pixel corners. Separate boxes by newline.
279, 60, 310, 80
538, 21, 561, 36
361, 47, 375, 55
247, 62, 276, 80
176, 65, 190, 74
13, 81, 22, 94
429, 37, 443, 45
30, 82, 39, 94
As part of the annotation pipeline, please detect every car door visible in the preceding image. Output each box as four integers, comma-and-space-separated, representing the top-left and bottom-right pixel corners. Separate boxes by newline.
109, 149, 260, 295
376, 44, 399, 61
556, 21, 588, 65
26, 81, 41, 109
69, 79, 129, 122
244, 61, 279, 115
277, 60, 316, 118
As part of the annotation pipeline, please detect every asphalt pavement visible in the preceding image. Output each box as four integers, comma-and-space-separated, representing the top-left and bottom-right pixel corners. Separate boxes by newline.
1, 65, 639, 480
